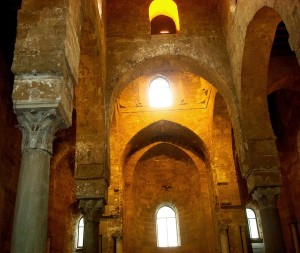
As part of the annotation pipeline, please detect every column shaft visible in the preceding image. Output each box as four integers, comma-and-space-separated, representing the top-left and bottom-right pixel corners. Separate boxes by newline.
84, 220, 100, 253
11, 150, 51, 253
220, 228, 230, 253
80, 199, 104, 253
116, 236, 123, 253
260, 207, 285, 253
10, 109, 62, 253
291, 223, 300, 253
253, 187, 285, 253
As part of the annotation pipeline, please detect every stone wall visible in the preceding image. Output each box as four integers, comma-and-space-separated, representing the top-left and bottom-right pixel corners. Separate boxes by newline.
106, 70, 246, 252
47, 121, 78, 253
124, 144, 215, 253
0, 4, 22, 253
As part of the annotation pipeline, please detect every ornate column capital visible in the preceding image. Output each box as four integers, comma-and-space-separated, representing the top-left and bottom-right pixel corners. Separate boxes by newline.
17, 109, 64, 154
79, 199, 105, 222
252, 187, 280, 209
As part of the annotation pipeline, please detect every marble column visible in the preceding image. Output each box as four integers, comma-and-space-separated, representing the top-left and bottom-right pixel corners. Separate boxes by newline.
79, 199, 105, 253
11, 109, 63, 253
252, 187, 285, 253
220, 226, 230, 253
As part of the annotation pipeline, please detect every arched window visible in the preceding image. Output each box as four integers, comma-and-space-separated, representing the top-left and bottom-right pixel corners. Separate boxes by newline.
149, 77, 172, 108
246, 208, 259, 239
156, 206, 180, 247
77, 217, 84, 248
149, 0, 180, 35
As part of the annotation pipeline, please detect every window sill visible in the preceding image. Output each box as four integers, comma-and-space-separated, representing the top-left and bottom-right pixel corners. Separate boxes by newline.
251, 238, 263, 243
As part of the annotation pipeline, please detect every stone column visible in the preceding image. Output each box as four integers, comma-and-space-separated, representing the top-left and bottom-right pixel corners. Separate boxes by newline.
220, 226, 230, 253
116, 236, 123, 253
252, 187, 285, 253
11, 109, 63, 253
240, 225, 249, 253
79, 199, 105, 253
290, 222, 300, 253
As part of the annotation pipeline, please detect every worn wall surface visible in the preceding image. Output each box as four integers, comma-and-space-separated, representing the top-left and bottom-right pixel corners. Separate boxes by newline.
125, 144, 215, 253
0, 3, 22, 253
48, 121, 78, 253
106, 70, 246, 252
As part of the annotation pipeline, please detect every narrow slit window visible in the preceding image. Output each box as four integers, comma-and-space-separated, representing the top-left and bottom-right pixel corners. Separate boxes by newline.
149, 77, 172, 108
77, 217, 84, 248
156, 206, 180, 247
246, 208, 259, 239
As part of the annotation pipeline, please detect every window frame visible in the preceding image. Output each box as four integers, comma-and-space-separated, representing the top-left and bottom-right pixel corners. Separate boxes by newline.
148, 76, 172, 108
156, 204, 180, 248
76, 217, 84, 250
246, 208, 261, 241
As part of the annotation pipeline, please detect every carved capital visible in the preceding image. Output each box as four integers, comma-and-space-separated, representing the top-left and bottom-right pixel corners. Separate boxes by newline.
218, 223, 228, 235
252, 187, 280, 209
79, 199, 104, 222
17, 109, 63, 154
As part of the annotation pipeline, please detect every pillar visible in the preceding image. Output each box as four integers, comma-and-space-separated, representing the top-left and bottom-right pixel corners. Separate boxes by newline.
116, 236, 123, 253
79, 199, 105, 253
240, 225, 249, 253
252, 187, 285, 253
220, 225, 230, 253
10, 109, 63, 253
10, 0, 82, 251
290, 222, 300, 253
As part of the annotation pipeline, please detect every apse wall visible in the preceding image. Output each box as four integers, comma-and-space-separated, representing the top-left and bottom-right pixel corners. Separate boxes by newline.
123, 143, 215, 253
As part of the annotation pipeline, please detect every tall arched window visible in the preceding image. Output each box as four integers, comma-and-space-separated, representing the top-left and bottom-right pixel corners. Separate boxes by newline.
149, 77, 172, 108
77, 217, 84, 248
156, 206, 180, 247
246, 208, 259, 239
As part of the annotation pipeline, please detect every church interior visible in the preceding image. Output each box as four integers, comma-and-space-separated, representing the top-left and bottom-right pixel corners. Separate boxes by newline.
0, 0, 300, 253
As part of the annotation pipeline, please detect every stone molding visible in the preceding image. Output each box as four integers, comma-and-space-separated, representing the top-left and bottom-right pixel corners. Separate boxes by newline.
79, 199, 105, 222
252, 187, 280, 210
246, 167, 282, 193
17, 109, 63, 154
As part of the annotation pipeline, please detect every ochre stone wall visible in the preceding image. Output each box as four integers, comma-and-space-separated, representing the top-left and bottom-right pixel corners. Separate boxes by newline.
124, 144, 215, 253
48, 122, 78, 253
0, 5, 22, 253
106, 70, 245, 252
0, 54, 22, 253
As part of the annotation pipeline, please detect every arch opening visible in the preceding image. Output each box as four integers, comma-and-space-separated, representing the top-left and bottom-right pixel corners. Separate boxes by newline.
149, 0, 180, 34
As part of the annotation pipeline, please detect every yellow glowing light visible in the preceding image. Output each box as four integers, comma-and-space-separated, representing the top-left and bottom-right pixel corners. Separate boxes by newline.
149, 77, 172, 108
149, 0, 180, 31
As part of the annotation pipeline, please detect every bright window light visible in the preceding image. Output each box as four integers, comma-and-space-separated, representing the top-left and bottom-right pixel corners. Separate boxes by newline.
156, 206, 179, 247
77, 217, 84, 248
149, 77, 172, 108
246, 208, 259, 239
149, 0, 180, 31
